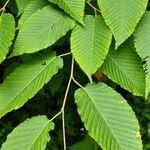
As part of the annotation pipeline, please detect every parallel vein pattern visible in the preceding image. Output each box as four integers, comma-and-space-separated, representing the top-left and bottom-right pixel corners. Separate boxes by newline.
101, 44, 145, 96
0, 13, 15, 64
50, 0, 85, 24
75, 83, 142, 150
16, 0, 33, 15
11, 5, 75, 56
0, 52, 63, 118
1, 115, 54, 150
134, 11, 150, 98
18, 0, 49, 27
71, 15, 112, 75
98, 0, 148, 48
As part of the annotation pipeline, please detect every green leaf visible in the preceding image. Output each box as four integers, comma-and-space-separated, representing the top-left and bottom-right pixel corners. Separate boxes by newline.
97, 0, 148, 48
70, 135, 99, 150
0, 51, 63, 118
16, 0, 33, 15
75, 83, 142, 150
50, 0, 85, 24
0, 13, 15, 64
146, 60, 150, 98
71, 15, 112, 75
49, 69, 65, 95
18, 0, 49, 27
134, 11, 150, 98
11, 5, 75, 56
101, 44, 145, 96
1, 115, 54, 150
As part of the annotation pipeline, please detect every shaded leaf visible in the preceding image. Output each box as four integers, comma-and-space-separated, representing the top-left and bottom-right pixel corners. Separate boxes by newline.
50, 0, 85, 24
134, 11, 150, 98
16, 0, 33, 15
18, 0, 49, 27
0, 14, 15, 64
70, 134, 99, 150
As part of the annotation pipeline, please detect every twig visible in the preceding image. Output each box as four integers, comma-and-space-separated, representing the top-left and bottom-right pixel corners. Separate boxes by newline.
50, 111, 61, 122
72, 77, 84, 89
87, 1, 101, 14
49, 54, 85, 150
61, 56, 74, 150
0, 0, 10, 12
59, 52, 72, 57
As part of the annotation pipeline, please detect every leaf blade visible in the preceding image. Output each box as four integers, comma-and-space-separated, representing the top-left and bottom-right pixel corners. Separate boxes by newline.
16, 0, 33, 15
0, 52, 63, 117
18, 0, 49, 27
11, 5, 75, 56
75, 83, 142, 150
50, 0, 85, 24
101, 44, 145, 96
71, 15, 112, 75
0, 13, 15, 64
98, 0, 148, 48
134, 11, 150, 98
1, 115, 54, 150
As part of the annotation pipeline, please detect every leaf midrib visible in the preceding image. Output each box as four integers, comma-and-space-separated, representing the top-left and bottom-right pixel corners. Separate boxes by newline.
29, 120, 50, 149
82, 87, 124, 150
0, 56, 57, 115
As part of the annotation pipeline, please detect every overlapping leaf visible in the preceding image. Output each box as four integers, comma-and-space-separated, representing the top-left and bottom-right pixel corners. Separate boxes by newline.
18, 0, 49, 27
16, 0, 33, 15
71, 15, 112, 75
0, 52, 63, 118
101, 44, 145, 96
98, 0, 148, 48
50, 0, 85, 24
146, 60, 150, 98
11, 5, 75, 56
0, 13, 15, 64
1, 115, 54, 150
134, 11, 150, 98
75, 83, 142, 150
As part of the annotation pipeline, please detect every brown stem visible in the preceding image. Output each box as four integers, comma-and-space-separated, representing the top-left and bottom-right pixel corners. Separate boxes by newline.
61, 56, 74, 150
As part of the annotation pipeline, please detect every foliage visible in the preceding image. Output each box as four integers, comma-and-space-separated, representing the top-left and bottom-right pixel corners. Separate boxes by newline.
0, 0, 150, 150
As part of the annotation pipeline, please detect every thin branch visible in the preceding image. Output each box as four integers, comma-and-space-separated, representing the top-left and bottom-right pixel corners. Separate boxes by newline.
0, 0, 10, 12
59, 52, 72, 57
87, 1, 101, 14
50, 111, 61, 122
62, 111, 66, 150
72, 77, 84, 89
61, 56, 74, 150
